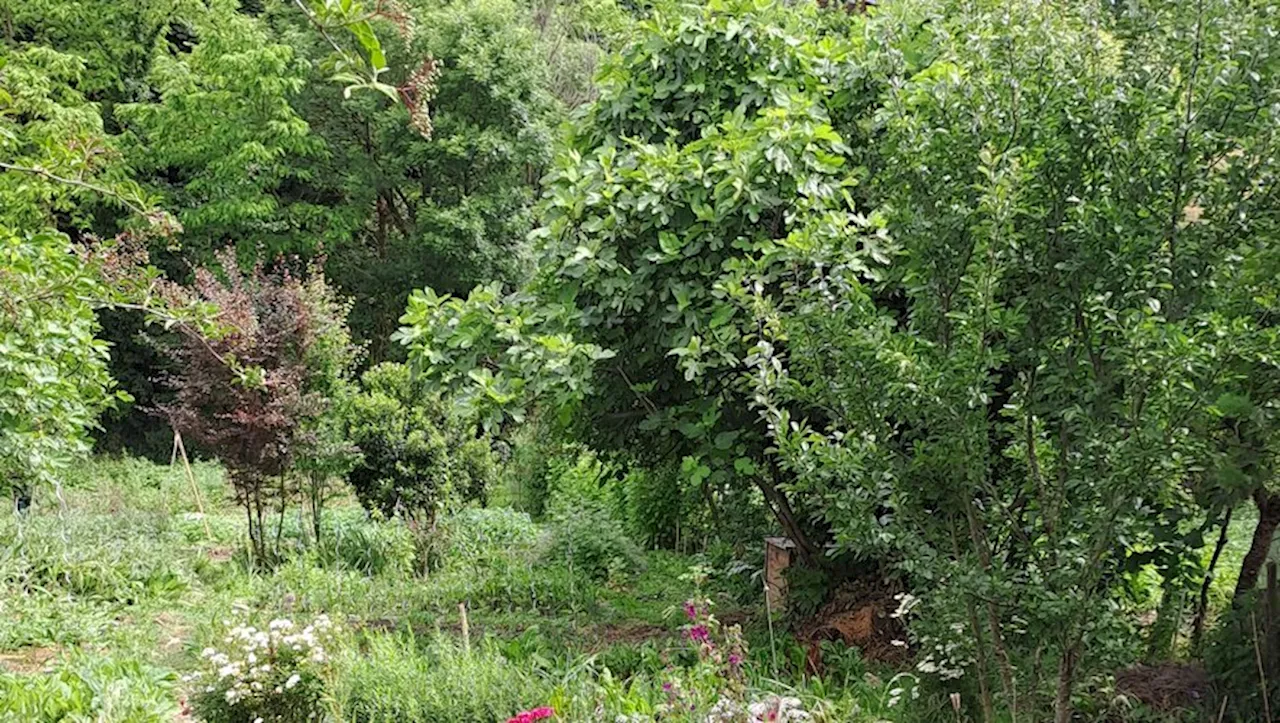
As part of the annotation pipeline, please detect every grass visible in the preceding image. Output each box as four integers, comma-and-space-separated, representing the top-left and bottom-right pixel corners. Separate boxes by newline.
0, 456, 1259, 722
0, 457, 869, 721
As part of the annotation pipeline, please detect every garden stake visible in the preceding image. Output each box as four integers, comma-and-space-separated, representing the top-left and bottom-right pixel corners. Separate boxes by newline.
460, 602, 470, 654
1254, 611, 1273, 723
173, 430, 213, 542
764, 574, 778, 677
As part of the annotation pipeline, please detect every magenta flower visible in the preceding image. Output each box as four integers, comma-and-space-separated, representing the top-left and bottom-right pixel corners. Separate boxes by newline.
506, 706, 554, 723
687, 625, 710, 644
683, 601, 698, 620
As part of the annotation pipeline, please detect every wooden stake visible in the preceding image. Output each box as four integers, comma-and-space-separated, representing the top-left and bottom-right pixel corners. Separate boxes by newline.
459, 602, 470, 654
1269, 562, 1279, 671
1253, 611, 1273, 723
173, 430, 213, 542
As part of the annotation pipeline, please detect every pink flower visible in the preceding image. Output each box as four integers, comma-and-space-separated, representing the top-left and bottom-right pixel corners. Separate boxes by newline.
687, 625, 710, 644
683, 601, 698, 620
507, 706, 554, 723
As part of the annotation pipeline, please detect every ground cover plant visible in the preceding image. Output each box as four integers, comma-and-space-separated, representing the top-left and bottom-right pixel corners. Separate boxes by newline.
2, 0, 1279, 720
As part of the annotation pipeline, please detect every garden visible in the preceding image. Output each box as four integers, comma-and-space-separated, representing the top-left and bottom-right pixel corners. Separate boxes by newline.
3, 0, 1280, 720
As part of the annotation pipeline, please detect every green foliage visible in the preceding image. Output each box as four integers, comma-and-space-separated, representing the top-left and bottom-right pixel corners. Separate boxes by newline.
545, 494, 643, 582
119, 10, 327, 258
747, 0, 1280, 718
273, 0, 624, 358
537, 448, 645, 579
343, 362, 496, 522
276, 506, 416, 576
396, 0, 1280, 719
0, 654, 177, 723
0, 231, 125, 490
436, 506, 542, 565
396, 0, 884, 562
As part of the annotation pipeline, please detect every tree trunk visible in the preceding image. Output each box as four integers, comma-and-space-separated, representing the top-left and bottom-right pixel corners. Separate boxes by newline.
1235, 492, 1280, 603
1053, 641, 1078, 723
758, 462, 822, 566
309, 472, 324, 545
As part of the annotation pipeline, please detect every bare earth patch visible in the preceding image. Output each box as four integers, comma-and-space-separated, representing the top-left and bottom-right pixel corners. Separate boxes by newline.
0, 645, 60, 674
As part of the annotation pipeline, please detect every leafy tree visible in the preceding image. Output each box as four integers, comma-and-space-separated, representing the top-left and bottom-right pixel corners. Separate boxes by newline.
118, 11, 329, 260
0, 37, 202, 496
0, 231, 128, 497
397, 0, 1280, 720
751, 0, 1280, 720
291, 272, 363, 544
396, 0, 879, 559
156, 251, 355, 564
286, 0, 611, 358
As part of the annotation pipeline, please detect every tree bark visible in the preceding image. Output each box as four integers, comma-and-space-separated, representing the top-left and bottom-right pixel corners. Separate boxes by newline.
1236, 492, 1280, 603
759, 461, 822, 566
1053, 641, 1078, 723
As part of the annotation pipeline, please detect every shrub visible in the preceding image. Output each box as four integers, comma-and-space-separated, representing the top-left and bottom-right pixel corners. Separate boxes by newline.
544, 495, 643, 582
157, 251, 357, 563
343, 363, 496, 525
540, 449, 644, 581
189, 614, 337, 723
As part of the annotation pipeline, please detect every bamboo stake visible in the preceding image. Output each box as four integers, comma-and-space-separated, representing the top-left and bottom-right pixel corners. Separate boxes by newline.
174, 430, 213, 542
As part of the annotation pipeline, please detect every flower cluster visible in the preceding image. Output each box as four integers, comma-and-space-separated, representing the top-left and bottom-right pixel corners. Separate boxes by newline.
748, 696, 811, 723
707, 695, 812, 722
187, 613, 337, 723
889, 593, 969, 682
506, 706, 554, 723
681, 598, 745, 677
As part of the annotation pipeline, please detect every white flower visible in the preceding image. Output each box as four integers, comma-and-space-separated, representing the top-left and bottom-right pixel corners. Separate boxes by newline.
285, 673, 302, 689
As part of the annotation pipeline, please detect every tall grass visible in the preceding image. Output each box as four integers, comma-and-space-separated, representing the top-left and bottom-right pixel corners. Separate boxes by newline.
327, 634, 553, 722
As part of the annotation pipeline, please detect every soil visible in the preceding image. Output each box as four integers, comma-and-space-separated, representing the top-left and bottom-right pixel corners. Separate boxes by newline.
1114, 662, 1212, 713
0, 645, 59, 674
